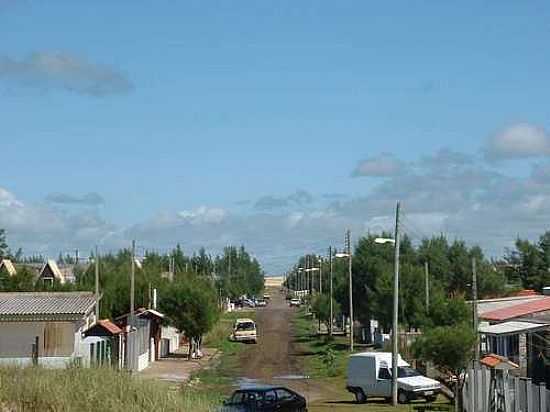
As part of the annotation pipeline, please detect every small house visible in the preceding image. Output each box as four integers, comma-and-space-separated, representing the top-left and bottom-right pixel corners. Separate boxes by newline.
83, 319, 123, 368
0, 291, 97, 367
0, 259, 17, 277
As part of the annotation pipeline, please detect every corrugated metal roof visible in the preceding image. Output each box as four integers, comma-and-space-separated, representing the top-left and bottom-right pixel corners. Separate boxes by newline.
0, 292, 96, 318
479, 321, 548, 335
477, 295, 547, 316
481, 297, 550, 321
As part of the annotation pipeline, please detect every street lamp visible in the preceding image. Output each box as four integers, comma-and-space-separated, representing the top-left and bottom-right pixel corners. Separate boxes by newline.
335, 229, 353, 351
374, 202, 401, 406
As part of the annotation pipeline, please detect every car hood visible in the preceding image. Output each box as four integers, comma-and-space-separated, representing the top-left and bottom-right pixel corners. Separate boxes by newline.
398, 376, 441, 391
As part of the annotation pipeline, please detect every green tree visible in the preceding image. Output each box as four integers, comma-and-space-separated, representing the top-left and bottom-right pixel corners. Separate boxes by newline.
311, 294, 341, 332
413, 324, 476, 411
0, 229, 9, 259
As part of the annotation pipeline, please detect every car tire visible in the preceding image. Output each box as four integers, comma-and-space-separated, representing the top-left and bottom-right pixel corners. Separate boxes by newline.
426, 395, 437, 403
398, 390, 410, 404
354, 389, 367, 404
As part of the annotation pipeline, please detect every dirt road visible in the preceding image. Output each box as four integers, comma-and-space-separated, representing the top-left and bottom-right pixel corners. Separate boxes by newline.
237, 289, 342, 405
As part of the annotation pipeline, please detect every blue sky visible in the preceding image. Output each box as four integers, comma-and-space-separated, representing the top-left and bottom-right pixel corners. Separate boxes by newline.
2, 1, 550, 272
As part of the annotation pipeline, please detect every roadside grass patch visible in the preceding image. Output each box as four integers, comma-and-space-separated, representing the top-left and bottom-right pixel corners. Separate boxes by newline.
0, 365, 219, 412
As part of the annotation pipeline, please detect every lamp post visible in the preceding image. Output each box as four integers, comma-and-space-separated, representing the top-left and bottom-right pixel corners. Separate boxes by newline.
336, 229, 353, 352
329, 246, 333, 337
375, 203, 401, 406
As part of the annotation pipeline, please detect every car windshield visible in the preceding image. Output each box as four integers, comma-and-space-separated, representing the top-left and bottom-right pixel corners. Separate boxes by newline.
236, 322, 255, 331
398, 367, 421, 378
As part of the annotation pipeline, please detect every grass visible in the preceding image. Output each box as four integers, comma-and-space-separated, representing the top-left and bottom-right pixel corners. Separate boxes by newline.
0, 365, 220, 412
292, 309, 350, 379
192, 310, 257, 393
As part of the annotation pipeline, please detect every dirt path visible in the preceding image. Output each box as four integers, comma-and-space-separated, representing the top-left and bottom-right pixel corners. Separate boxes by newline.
237, 289, 343, 405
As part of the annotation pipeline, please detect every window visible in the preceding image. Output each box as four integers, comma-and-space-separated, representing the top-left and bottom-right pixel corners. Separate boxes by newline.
231, 392, 245, 404
398, 367, 421, 378
276, 388, 295, 401
263, 390, 277, 404
378, 367, 391, 380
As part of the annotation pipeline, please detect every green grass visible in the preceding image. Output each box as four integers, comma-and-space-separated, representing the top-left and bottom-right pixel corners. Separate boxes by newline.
193, 310, 257, 392
292, 309, 350, 379
0, 366, 220, 412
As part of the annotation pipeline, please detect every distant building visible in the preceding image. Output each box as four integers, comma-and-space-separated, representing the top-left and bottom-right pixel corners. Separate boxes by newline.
0, 259, 17, 277
0, 292, 98, 367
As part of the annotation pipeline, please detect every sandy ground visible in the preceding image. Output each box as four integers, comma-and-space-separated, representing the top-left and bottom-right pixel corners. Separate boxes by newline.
237, 288, 345, 406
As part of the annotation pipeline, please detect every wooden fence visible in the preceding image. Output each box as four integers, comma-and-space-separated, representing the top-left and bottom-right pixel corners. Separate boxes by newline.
463, 368, 550, 412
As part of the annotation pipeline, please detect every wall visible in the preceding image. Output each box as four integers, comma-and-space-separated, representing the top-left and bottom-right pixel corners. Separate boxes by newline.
0, 321, 75, 358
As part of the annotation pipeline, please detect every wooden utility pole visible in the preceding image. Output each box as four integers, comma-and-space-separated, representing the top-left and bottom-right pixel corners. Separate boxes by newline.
329, 246, 333, 336
391, 201, 401, 407
319, 257, 323, 295
130, 240, 135, 327
346, 230, 354, 352
472, 257, 479, 367
424, 261, 430, 313
95, 245, 100, 321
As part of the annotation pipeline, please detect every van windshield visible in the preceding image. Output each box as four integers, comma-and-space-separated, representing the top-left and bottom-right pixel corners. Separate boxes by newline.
398, 367, 421, 378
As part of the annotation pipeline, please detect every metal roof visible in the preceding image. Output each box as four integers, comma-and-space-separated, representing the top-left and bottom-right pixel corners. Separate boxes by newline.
479, 321, 549, 336
481, 297, 550, 321
0, 292, 96, 320
476, 295, 546, 316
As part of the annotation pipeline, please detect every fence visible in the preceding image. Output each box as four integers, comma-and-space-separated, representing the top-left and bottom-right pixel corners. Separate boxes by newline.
463, 368, 550, 412
125, 318, 150, 372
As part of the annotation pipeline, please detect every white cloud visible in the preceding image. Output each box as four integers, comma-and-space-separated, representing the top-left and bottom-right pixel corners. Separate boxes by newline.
352, 153, 407, 177
485, 123, 550, 160
178, 206, 227, 225
0, 51, 133, 96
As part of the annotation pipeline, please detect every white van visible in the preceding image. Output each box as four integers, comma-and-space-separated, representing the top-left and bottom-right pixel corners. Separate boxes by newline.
346, 352, 441, 404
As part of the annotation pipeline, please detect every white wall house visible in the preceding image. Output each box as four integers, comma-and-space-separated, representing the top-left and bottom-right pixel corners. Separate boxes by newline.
0, 292, 98, 368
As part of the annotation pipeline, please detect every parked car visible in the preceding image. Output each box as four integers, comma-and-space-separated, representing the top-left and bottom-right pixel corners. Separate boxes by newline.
242, 298, 256, 308
346, 352, 440, 404
231, 318, 258, 343
256, 299, 267, 307
289, 298, 301, 307
263, 293, 271, 300
220, 386, 307, 412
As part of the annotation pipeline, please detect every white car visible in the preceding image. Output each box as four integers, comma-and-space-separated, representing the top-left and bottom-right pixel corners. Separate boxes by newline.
289, 298, 301, 307
346, 352, 441, 404
256, 299, 267, 307
231, 318, 257, 343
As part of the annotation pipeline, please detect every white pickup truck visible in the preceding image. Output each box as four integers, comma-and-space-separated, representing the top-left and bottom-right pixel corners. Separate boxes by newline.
346, 352, 441, 404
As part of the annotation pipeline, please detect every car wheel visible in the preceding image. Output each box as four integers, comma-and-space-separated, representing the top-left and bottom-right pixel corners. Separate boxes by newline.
354, 389, 367, 404
398, 390, 409, 404
426, 395, 437, 403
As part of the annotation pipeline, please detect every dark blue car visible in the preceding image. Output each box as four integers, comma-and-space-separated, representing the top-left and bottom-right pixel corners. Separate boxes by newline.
220, 386, 307, 412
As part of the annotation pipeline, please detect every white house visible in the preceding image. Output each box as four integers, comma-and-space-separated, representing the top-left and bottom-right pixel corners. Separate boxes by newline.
0, 291, 99, 367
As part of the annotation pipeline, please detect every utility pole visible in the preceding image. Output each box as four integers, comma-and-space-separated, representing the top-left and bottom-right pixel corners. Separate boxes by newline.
346, 230, 354, 352
130, 240, 135, 328
95, 245, 100, 321
391, 201, 401, 407
319, 257, 323, 295
75, 249, 79, 266
424, 261, 430, 313
472, 257, 479, 368
329, 246, 333, 337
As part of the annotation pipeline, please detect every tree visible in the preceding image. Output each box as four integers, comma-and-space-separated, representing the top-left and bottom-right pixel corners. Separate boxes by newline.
0, 229, 9, 259
160, 276, 219, 358
413, 324, 476, 411
311, 294, 341, 333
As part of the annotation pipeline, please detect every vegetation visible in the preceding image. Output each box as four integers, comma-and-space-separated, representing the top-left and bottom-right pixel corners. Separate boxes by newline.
503, 231, 550, 290
287, 233, 492, 331
0, 366, 219, 412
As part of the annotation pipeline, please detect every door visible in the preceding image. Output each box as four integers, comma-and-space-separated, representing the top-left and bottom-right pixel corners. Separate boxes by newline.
275, 388, 303, 412
375, 366, 392, 397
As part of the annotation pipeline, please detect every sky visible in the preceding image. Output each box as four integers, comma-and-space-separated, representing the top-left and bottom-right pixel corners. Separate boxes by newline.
2, 1, 550, 273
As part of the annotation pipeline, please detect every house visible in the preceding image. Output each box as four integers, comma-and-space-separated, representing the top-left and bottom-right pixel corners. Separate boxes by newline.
115, 308, 165, 372
38, 260, 67, 284
476, 295, 550, 382
0, 259, 17, 277
0, 291, 97, 367
83, 319, 123, 368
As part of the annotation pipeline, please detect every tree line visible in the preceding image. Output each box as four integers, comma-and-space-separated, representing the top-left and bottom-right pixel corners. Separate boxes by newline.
0, 229, 264, 345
